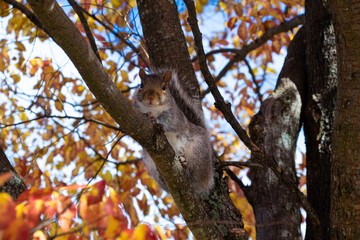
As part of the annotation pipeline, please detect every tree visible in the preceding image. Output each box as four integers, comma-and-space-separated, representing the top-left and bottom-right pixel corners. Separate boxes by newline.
0, 0, 359, 239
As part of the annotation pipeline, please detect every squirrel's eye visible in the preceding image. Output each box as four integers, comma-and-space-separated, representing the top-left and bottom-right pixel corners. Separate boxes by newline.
140, 83, 144, 88
161, 85, 166, 91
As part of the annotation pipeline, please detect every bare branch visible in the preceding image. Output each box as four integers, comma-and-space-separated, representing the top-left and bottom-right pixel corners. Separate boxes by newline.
0, 114, 122, 132
219, 161, 262, 169
244, 58, 263, 103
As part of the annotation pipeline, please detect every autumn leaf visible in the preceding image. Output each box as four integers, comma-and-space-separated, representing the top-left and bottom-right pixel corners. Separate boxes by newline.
237, 21, 247, 42
0, 193, 16, 229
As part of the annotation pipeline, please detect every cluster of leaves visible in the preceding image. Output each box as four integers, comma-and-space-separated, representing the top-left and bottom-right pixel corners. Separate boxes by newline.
0, 179, 160, 239
0, 0, 304, 239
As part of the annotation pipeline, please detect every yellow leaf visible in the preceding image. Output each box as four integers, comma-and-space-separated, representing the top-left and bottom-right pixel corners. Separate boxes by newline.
217, 80, 227, 88
19, 112, 28, 121
196, 0, 203, 13
15, 41, 25, 51
104, 216, 120, 238
103, 171, 113, 184
55, 101, 63, 112
267, 67, 277, 74
120, 70, 129, 82
33, 230, 47, 240
11, 74, 20, 83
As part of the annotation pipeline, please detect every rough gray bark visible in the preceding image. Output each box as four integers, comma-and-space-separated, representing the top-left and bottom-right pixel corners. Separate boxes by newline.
304, 1, 336, 239
245, 28, 305, 240
0, 147, 27, 200
329, 0, 360, 239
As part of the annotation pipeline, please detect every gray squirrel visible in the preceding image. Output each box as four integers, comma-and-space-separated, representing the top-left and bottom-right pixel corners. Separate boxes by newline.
134, 69, 214, 194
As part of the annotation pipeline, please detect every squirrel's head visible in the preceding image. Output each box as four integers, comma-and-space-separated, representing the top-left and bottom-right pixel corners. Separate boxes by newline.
137, 69, 172, 106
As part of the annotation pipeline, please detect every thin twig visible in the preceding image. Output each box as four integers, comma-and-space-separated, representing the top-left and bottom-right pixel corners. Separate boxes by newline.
224, 168, 246, 189
0, 114, 122, 131
67, 0, 102, 62
244, 58, 263, 103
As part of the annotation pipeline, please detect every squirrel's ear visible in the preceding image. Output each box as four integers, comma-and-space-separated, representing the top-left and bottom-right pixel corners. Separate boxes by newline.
162, 71, 172, 85
139, 69, 147, 80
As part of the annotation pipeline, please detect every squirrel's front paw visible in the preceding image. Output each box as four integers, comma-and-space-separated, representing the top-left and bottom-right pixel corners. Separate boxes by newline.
145, 112, 157, 123
176, 156, 187, 169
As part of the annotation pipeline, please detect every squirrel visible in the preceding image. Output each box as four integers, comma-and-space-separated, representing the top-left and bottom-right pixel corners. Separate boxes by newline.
134, 68, 214, 194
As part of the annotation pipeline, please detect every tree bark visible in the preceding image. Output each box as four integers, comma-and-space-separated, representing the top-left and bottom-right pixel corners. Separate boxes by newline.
246, 28, 305, 240
0, 146, 26, 200
304, 1, 337, 239
329, 0, 360, 239
137, 1, 248, 239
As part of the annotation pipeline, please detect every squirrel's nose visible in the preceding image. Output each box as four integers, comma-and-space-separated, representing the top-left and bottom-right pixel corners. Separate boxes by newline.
147, 93, 155, 101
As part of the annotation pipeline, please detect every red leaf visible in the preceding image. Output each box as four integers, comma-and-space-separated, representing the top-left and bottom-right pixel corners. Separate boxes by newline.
87, 180, 106, 205
3, 219, 30, 240
227, 17, 238, 30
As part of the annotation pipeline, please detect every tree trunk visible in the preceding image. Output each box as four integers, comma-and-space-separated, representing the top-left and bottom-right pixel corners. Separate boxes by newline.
246, 28, 305, 240
304, 0, 337, 239
136, 1, 248, 239
329, 0, 360, 239
0, 146, 26, 200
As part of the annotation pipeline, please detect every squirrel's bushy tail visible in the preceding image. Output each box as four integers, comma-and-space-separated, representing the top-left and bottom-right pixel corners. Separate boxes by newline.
150, 68, 206, 128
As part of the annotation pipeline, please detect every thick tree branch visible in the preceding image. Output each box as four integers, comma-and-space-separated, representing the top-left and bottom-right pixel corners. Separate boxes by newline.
67, 0, 101, 62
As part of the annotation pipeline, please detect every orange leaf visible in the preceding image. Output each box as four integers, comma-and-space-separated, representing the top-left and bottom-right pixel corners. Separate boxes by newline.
3, 219, 30, 240
59, 203, 76, 232
132, 224, 158, 240
27, 199, 45, 227
237, 21, 247, 41
0, 193, 16, 229
234, 3, 243, 17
